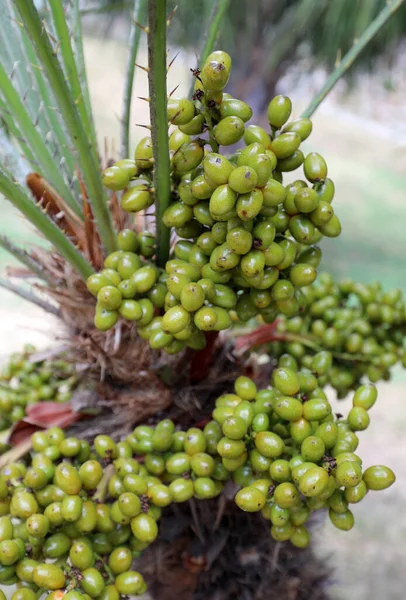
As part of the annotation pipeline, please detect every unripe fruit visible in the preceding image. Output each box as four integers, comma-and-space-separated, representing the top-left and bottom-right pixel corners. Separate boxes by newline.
214, 116, 245, 146
173, 141, 204, 173
254, 432, 284, 458
227, 227, 253, 255
167, 98, 195, 125
240, 153, 272, 186
33, 564, 65, 590
329, 508, 354, 531
348, 406, 370, 431
267, 95, 292, 129
97, 286, 122, 311
276, 149, 304, 172
304, 152, 328, 182
235, 486, 266, 512
294, 187, 319, 213
274, 397, 303, 421
290, 525, 310, 548
336, 461, 362, 488
201, 51, 231, 91
262, 178, 286, 207
271, 132, 301, 159
220, 98, 253, 122
273, 482, 299, 508
236, 189, 263, 221
169, 128, 191, 151
194, 307, 217, 330
310, 200, 334, 226
103, 166, 130, 191
234, 376, 257, 400
135, 136, 153, 169
363, 465, 395, 490
228, 166, 258, 194
121, 187, 153, 213
282, 118, 312, 141
179, 113, 205, 135
162, 306, 191, 334
209, 184, 237, 218
203, 153, 234, 186
289, 264, 317, 287
352, 384, 377, 410
180, 283, 205, 312
299, 467, 329, 497
318, 213, 342, 237
243, 125, 272, 149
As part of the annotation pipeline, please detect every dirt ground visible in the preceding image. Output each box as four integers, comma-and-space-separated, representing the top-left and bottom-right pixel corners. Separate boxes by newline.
0, 37, 405, 600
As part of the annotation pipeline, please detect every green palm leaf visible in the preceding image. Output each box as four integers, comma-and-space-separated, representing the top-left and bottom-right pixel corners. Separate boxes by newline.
13, 0, 117, 255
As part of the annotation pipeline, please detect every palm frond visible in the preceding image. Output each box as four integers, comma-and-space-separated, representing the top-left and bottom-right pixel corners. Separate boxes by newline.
0, 235, 54, 285
0, 0, 78, 190
0, 169, 93, 280
0, 278, 60, 316
0, 60, 81, 217
14, 0, 117, 255
302, 0, 406, 118
48, 0, 98, 151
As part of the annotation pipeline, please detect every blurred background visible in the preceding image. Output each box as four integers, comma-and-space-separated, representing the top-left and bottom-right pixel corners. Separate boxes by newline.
1, 1, 406, 598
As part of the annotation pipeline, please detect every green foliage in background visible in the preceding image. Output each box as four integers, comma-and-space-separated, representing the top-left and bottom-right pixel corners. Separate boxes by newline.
82, 0, 406, 97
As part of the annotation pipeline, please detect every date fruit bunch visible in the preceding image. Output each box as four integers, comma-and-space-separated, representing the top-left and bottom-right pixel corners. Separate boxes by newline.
0, 344, 76, 435
88, 50, 342, 352
0, 429, 152, 599
269, 273, 406, 397
0, 375, 394, 599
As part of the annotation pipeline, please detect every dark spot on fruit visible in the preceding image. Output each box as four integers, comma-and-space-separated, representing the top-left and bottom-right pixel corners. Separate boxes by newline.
192, 89, 204, 101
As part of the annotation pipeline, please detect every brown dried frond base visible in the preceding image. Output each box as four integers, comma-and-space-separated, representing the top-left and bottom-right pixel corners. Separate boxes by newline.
137, 495, 330, 600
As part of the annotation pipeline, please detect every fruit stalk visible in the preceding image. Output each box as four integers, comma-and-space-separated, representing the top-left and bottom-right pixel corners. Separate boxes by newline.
302, 0, 406, 118
201, 99, 219, 153
147, 0, 172, 268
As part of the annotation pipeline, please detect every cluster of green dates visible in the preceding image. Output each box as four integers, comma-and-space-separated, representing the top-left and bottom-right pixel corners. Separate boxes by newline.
0, 345, 76, 436
90, 50, 342, 351
270, 273, 406, 397
208, 373, 394, 544
0, 428, 154, 600
0, 372, 394, 599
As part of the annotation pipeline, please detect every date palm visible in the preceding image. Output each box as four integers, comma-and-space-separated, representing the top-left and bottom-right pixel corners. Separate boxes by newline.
0, 1, 403, 598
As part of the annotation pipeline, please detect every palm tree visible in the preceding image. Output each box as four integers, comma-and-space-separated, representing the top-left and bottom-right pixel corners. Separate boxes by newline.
0, 0, 403, 598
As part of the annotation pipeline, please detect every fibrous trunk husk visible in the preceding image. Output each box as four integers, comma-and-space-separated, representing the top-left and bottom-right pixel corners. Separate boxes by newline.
137, 496, 330, 600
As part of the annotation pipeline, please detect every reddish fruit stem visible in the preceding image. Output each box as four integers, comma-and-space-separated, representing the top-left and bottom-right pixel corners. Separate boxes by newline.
190, 332, 219, 383
234, 322, 282, 355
